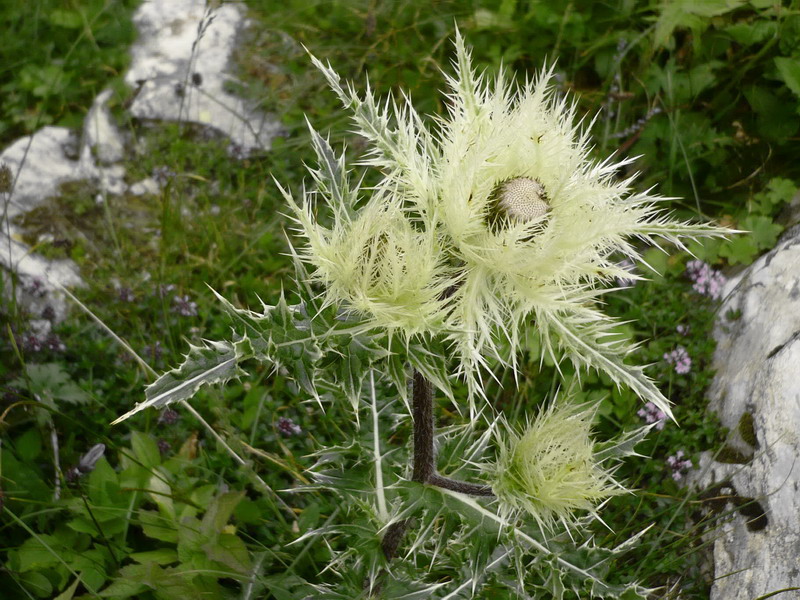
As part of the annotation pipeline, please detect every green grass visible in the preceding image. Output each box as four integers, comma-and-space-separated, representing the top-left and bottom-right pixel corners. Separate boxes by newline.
2, 0, 799, 598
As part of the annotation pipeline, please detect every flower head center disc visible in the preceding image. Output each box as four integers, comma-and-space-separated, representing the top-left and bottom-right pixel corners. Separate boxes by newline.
495, 177, 550, 223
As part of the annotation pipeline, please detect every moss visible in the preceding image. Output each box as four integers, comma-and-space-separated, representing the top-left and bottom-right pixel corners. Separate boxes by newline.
738, 412, 759, 448
716, 445, 751, 464
733, 496, 768, 531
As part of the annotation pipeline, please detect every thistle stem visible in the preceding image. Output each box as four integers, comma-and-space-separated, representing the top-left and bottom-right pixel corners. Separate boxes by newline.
381, 370, 494, 564
411, 371, 435, 483
428, 474, 494, 496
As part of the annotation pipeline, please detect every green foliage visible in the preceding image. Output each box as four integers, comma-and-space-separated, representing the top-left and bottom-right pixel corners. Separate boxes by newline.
3, 0, 799, 598
0, 0, 137, 143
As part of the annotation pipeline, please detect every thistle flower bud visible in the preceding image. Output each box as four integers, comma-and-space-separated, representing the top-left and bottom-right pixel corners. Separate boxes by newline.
495, 177, 549, 223
490, 403, 621, 530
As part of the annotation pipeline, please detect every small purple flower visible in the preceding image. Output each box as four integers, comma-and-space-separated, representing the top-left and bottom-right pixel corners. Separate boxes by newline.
157, 439, 171, 455
172, 294, 198, 317
686, 260, 726, 300
144, 340, 163, 362
676, 324, 690, 336
41, 306, 56, 321
44, 334, 66, 352
637, 401, 667, 430
277, 416, 302, 437
156, 283, 176, 298
19, 334, 43, 353
615, 258, 637, 288
24, 278, 47, 298
152, 166, 176, 187
118, 287, 135, 303
666, 450, 693, 481
158, 408, 180, 425
664, 346, 692, 374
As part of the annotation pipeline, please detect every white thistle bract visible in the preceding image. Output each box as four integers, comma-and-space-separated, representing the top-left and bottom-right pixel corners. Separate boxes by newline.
490, 402, 622, 530
282, 31, 728, 416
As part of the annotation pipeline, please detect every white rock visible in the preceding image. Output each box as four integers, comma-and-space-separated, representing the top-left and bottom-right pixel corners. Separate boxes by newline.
128, 177, 161, 196
82, 89, 126, 165
125, 0, 282, 155
0, 127, 94, 218
700, 225, 800, 598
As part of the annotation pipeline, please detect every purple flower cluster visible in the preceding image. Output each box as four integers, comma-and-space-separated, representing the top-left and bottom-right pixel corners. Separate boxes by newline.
664, 346, 691, 374
638, 401, 667, 430
157, 283, 176, 298
18, 332, 66, 353
172, 294, 198, 317
666, 450, 693, 481
118, 287, 135, 303
277, 416, 302, 437
158, 408, 180, 425
686, 260, 726, 300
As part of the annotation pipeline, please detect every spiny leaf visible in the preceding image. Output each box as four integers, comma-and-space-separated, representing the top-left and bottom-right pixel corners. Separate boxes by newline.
111, 338, 252, 425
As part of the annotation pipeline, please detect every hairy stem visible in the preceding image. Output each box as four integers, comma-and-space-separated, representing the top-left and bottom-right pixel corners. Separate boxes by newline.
411, 371, 435, 483
428, 474, 494, 496
380, 371, 494, 565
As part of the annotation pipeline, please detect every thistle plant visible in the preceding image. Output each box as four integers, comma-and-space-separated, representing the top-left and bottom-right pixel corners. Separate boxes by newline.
113, 32, 729, 597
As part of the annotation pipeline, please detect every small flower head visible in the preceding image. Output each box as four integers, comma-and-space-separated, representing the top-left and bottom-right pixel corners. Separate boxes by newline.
277, 416, 302, 437
666, 450, 693, 482
172, 294, 198, 317
489, 402, 622, 530
686, 259, 726, 300
158, 408, 180, 425
664, 346, 691, 374
637, 401, 667, 430
493, 177, 550, 224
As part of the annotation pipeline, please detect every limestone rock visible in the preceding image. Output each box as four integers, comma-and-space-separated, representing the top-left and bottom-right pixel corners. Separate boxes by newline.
82, 89, 126, 165
700, 225, 800, 598
125, 0, 282, 155
0, 127, 95, 220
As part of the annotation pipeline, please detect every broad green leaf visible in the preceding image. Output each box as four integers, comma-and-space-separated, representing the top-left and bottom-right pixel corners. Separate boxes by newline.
202, 533, 252, 574
129, 549, 179, 565
718, 234, 759, 265
17, 535, 64, 572
740, 215, 782, 250
54, 579, 80, 600
131, 431, 161, 469
775, 56, 800, 98
49, 9, 82, 28
19, 571, 53, 598
201, 491, 244, 536
147, 470, 174, 518
724, 20, 776, 46
15, 428, 42, 461
139, 509, 178, 543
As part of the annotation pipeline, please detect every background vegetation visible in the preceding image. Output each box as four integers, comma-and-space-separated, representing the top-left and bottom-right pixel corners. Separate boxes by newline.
1, 0, 799, 598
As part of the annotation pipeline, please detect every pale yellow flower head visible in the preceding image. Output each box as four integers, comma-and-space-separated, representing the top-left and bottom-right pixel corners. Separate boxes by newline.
490, 402, 622, 530
282, 32, 729, 415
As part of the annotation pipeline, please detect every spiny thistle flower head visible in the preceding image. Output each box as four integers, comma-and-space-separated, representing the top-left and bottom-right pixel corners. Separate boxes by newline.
282, 31, 730, 416
489, 402, 622, 530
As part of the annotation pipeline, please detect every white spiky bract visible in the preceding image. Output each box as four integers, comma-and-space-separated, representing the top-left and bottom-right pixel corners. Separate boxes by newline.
490, 402, 622, 530
285, 31, 728, 417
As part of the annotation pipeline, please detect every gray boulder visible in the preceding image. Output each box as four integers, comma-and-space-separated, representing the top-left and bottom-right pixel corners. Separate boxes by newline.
700, 225, 800, 598
124, 0, 283, 155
